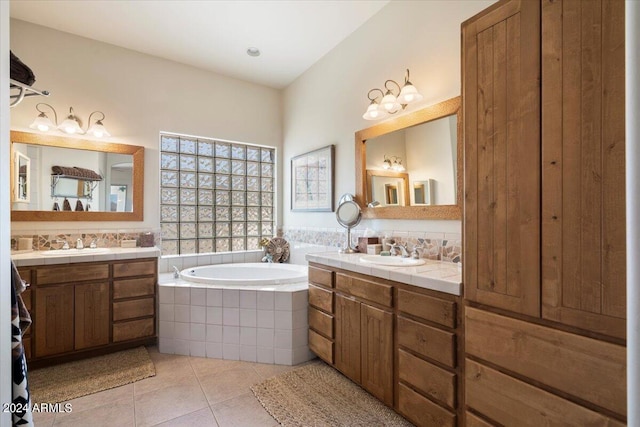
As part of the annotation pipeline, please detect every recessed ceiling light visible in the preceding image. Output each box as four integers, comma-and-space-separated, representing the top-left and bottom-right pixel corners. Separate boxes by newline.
246, 47, 261, 57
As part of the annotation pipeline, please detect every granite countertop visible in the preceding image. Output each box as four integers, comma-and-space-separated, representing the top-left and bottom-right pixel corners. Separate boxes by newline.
11, 246, 161, 267
306, 252, 462, 296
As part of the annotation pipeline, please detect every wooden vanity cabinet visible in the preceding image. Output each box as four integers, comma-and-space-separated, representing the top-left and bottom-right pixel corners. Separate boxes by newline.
308, 263, 461, 425
462, 0, 626, 424
25, 258, 157, 367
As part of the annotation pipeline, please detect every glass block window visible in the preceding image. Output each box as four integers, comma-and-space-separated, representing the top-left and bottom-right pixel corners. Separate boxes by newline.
160, 133, 275, 255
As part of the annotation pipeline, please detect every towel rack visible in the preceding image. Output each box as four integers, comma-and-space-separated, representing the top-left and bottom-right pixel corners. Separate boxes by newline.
10, 78, 50, 108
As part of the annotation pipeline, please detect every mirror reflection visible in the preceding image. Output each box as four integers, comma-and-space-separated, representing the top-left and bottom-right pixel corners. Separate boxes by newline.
14, 151, 30, 203
364, 114, 457, 207
10, 131, 144, 221
12, 143, 134, 213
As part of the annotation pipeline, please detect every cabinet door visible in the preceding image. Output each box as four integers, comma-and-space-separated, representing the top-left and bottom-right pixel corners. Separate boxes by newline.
75, 282, 110, 350
335, 294, 361, 382
360, 304, 393, 406
463, 0, 541, 316
35, 285, 74, 357
541, 0, 626, 339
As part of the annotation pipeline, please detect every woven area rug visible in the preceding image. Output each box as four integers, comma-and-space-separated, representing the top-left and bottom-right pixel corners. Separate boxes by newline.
29, 346, 155, 403
251, 360, 413, 427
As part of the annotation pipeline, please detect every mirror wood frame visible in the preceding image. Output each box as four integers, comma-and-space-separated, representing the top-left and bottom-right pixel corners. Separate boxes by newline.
355, 96, 462, 220
10, 130, 144, 221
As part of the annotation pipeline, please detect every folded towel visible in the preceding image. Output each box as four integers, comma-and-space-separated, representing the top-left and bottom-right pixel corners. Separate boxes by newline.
63, 198, 71, 211
52, 166, 102, 181
75, 200, 84, 211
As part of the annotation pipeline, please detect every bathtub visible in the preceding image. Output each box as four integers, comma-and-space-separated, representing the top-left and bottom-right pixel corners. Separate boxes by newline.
179, 263, 308, 287
158, 262, 312, 365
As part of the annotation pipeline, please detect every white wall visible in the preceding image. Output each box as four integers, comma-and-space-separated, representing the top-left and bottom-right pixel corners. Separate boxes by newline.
9, 19, 283, 232
282, 0, 495, 233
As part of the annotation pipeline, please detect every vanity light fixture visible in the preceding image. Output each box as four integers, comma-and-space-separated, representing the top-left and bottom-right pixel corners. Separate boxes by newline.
58, 107, 83, 134
29, 104, 111, 137
29, 103, 58, 132
363, 69, 423, 121
382, 155, 405, 172
85, 111, 111, 138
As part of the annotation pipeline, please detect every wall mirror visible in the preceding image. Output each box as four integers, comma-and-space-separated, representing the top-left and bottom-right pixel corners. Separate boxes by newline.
10, 131, 144, 221
355, 96, 462, 219
13, 151, 31, 203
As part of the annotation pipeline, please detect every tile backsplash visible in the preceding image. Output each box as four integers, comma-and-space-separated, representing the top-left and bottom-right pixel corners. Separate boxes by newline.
11, 228, 160, 251
282, 226, 461, 264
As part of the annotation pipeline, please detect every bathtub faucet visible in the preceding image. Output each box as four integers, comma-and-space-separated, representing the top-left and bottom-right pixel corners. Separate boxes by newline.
172, 266, 180, 279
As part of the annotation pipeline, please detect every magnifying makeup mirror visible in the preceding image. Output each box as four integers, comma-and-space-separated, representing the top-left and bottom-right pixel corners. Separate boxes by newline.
336, 193, 361, 253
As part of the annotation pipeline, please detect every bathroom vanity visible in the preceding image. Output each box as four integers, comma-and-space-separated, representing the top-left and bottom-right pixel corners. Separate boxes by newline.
13, 247, 159, 368
306, 253, 461, 427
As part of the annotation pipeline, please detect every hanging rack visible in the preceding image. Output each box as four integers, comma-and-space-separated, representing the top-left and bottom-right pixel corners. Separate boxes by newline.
10, 79, 50, 108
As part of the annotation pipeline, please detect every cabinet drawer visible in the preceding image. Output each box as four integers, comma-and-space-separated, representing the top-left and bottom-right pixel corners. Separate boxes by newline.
112, 318, 154, 342
335, 273, 392, 307
113, 297, 155, 321
309, 284, 333, 313
466, 412, 496, 427
113, 260, 156, 278
465, 359, 625, 427
113, 277, 156, 299
398, 289, 456, 328
465, 307, 626, 416
397, 316, 455, 368
17, 268, 31, 285
37, 264, 109, 285
398, 383, 456, 427
309, 266, 334, 288
309, 329, 333, 364
309, 306, 333, 338
399, 349, 456, 409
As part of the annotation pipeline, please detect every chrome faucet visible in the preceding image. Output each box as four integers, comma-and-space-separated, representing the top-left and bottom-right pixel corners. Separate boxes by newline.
172, 266, 180, 279
390, 243, 410, 258
411, 239, 424, 259
89, 239, 98, 249
61, 239, 70, 250
76, 238, 84, 249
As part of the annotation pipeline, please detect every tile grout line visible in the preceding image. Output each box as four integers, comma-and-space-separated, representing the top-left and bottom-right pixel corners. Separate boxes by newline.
188, 356, 222, 427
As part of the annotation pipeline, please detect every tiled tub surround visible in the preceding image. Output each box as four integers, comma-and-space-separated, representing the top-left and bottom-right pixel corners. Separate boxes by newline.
306, 251, 462, 295
283, 226, 462, 264
158, 274, 312, 365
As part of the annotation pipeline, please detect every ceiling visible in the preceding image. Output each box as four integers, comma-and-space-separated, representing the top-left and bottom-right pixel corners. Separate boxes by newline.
10, 0, 390, 89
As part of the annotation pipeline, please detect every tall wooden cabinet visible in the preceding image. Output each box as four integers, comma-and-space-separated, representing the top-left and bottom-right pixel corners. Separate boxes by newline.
463, 0, 541, 318
463, 0, 626, 424
541, 0, 626, 339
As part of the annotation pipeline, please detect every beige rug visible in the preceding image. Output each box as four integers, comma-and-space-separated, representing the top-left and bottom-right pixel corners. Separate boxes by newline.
251, 360, 413, 427
29, 346, 155, 403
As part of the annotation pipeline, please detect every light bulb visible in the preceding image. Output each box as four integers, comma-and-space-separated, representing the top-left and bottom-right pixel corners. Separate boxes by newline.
37, 124, 49, 132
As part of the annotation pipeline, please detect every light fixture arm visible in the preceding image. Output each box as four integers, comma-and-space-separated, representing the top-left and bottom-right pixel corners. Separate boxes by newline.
384, 79, 402, 96
87, 111, 106, 125
367, 88, 385, 102
35, 103, 58, 124
65, 107, 82, 128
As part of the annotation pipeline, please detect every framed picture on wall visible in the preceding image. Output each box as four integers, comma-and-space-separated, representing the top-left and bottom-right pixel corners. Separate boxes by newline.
291, 144, 334, 212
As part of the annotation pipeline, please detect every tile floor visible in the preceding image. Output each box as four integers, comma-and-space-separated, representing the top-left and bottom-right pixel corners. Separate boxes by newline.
32, 346, 310, 427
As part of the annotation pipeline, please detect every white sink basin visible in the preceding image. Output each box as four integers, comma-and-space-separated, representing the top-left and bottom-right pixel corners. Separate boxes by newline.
359, 255, 425, 266
41, 248, 111, 257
